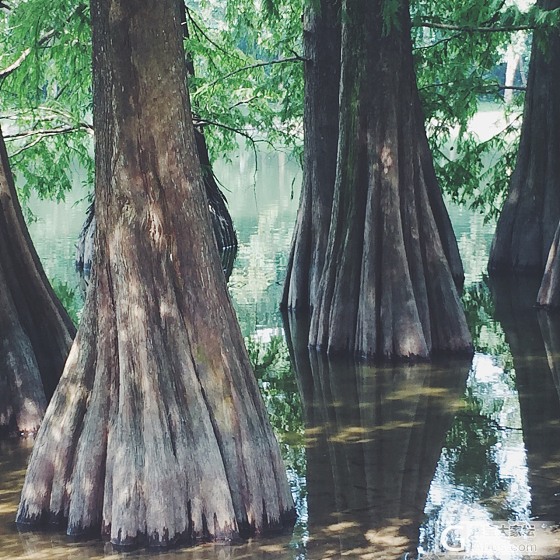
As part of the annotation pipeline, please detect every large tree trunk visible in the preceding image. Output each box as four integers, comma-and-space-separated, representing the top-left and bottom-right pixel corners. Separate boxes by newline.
287, 0, 470, 360
16, 0, 294, 549
75, 4, 237, 280
488, 0, 560, 274
281, 0, 341, 310
0, 129, 75, 437
75, 128, 238, 279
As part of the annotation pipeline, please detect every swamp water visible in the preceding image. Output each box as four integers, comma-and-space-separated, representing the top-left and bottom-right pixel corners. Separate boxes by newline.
1, 147, 560, 559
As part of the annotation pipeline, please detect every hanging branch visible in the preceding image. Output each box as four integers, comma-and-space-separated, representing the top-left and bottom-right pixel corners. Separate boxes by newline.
0, 3, 87, 79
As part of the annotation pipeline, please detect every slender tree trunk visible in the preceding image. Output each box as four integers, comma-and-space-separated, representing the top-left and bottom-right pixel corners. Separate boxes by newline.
0, 129, 75, 436
291, 0, 470, 360
281, 0, 341, 311
16, 0, 294, 548
489, 0, 560, 274
504, 47, 520, 104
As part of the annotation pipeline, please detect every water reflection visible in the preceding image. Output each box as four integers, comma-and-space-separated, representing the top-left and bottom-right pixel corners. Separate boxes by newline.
0, 439, 296, 559
8, 146, 560, 558
491, 277, 560, 521
284, 314, 470, 558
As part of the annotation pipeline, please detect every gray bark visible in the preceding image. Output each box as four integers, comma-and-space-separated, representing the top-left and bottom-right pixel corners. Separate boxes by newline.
16, 0, 294, 548
294, 0, 470, 360
282, 0, 341, 311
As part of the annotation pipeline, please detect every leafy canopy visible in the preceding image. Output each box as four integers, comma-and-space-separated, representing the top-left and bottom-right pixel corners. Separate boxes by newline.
1, 0, 559, 219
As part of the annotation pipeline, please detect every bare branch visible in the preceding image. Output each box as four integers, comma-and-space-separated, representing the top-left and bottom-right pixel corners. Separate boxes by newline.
195, 56, 305, 97
9, 136, 44, 158
0, 48, 31, 78
416, 21, 535, 33
195, 117, 276, 150
229, 96, 258, 110
499, 85, 526, 91
4, 124, 93, 142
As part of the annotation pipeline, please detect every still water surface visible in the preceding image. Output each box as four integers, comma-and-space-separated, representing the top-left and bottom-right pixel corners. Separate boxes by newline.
1, 149, 560, 559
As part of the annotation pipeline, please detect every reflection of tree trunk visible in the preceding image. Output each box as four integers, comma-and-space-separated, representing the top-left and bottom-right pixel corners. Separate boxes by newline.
491, 277, 560, 519
0, 130, 75, 436
535, 312, 560, 518
284, 313, 469, 557
539, 312, 560, 400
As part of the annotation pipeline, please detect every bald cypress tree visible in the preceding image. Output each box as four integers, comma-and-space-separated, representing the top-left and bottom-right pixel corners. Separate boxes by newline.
17, 0, 294, 548
489, 0, 560, 275
283, 0, 471, 360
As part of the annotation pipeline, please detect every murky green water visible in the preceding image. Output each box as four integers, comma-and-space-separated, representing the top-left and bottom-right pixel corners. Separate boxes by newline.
2, 148, 560, 559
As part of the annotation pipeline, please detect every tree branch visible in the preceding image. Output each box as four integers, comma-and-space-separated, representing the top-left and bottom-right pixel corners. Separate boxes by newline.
0, 48, 32, 78
499, 85, 526, 91
185, 7, 243, 61
415, 33, 462, 51
195, 56, 305, 97
4, 124, 93, 142
0, 5, 84, 79
416, 21, 535, 33
194, 117, 276, 150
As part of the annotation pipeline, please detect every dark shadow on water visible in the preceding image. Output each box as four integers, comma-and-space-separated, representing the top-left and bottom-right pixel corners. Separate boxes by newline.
283, 313, 470, 559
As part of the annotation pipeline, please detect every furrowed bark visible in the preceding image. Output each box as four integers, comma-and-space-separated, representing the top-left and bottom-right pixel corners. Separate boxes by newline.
0, 129, 75, 436
75, 128, 237, 279
281, 0, 341, 311
17, 0, 294, 548
305, 0, 470, 360
76, 3, 236, 280
489, 0, 560, 274
537, 222, 560, 307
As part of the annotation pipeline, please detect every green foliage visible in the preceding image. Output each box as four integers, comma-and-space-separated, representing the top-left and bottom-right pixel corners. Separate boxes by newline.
1, 0, 305, 203
186, 0, 304, 159
0, 0, 93, 202
50, 278, 81, 325
412, 0, 523, 217
434, 119, 521, 221
2, 0, 559, 222
461, 278, 514, 371
246, 334, 306, 478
